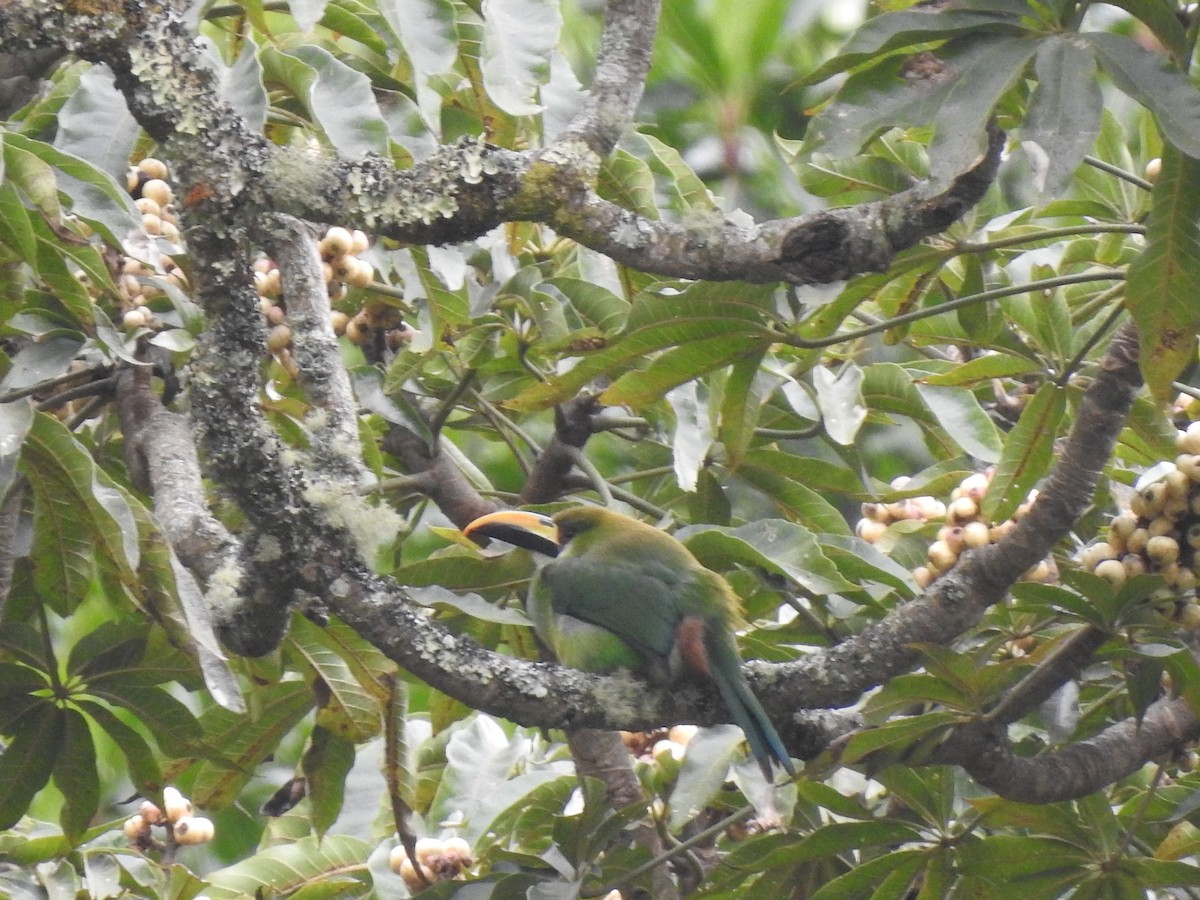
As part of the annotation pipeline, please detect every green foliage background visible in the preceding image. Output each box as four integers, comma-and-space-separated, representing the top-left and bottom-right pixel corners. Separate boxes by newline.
6, 0, 1200, 897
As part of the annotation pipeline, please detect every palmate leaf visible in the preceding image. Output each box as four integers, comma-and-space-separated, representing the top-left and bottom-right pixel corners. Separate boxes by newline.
802, 32, 1038, 179
480, 0, 561, 117
682, 520, 855, 595
953, 835, 1091, 895
810, 848, 928, 900
598, 148, 659, 218
302, 725, 356, 839
0, 703, 64, 830
734, 452, 853, 535
1125, 145, 1200, 400
52, 708, 99, 844
4, 129, 137, 245
377, 0, 456, 131
20, 412, 139, 613
258, 45, 388, 158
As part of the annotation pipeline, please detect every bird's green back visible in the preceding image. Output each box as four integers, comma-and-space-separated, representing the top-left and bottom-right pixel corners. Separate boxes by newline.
530, 507, 740, 677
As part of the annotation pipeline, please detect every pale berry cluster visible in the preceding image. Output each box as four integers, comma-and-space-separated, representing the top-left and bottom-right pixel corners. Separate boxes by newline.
389, 836, 473, 890
857, 472, 1053, 588
1078, 424, 1200, 627
125, 157, 182, 243
122, 786, 214, 850
91, 157, 188, 332
855, 476, 947, 544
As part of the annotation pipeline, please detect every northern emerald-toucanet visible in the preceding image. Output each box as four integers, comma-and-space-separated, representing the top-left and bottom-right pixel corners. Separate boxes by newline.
464, 505, 794, 781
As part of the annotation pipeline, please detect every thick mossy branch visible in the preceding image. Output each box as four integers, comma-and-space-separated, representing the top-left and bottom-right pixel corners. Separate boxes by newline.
0, 0, 1001, 287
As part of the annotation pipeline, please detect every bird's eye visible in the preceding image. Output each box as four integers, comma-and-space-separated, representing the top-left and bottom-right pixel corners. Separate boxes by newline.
555, 518, 591, 544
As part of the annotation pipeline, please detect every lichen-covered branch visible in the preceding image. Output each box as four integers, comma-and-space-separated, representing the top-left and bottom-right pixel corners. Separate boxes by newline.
114, 365, 239, 587
253, 216, 360, 454
0, 0, 1001, 288
558, 0, 659, 155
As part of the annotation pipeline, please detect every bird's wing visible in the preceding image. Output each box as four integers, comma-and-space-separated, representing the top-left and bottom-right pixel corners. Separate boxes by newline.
538, 556, 688, 663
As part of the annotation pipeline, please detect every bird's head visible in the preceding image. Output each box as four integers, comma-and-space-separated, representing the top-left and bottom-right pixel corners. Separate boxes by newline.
462, 506, 616, 558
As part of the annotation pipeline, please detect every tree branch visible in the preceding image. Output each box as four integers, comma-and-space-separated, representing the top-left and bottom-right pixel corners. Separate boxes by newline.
0, 0, 1003, 287
558, 0, 659, 155
759, 323, 1142, 713
936, 695, 1200, 803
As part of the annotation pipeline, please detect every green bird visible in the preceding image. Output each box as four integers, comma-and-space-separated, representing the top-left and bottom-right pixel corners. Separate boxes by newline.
464, 505, 794, 781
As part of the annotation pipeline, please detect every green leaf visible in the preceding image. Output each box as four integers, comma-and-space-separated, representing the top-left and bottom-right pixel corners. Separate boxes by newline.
813, 362, 866, 446
667, 380, 713, 493
285, 45, 389, 157
914, 383, 1003, 462
981, 382, 1065, 523
202, 835, 373, 899
430, 715, 563, 847
6, 130, 137, 244
66, 621, 146, 681
917, 353, 1042, 387
303, 725, 356, 839
510, 282, 776, 411
818, 534, 920, 596
0, 703, 64, 830
0, 400, 33, 500
1114, 856, 1200, 888
189, 680, 314, 808
1022, 36, 1103, 200
838, 711, 959, 766
86, 682, 213, 762
735, 453, 854, 535
541, 277, 630, 335
811, 848, 927, 900
603, 334, 769, 410
798, 8, 1028, 86
1125, 145, 1200, 400
718, 348, 769, 471
667, 726, 744, 831
20, 412, 139, 611
34, 230, 96, 328
287, 614, 382, 743
52, 708, 99, 844
798, 152, 915, 205
927, 35, 1040, 182
682, 520, 855, 596
627, 131, 716, 211
408, 584, 532, 627
75, 699, 162, 797
377, 0, 456, 128
803, 33, 1038, 172
954, 833, 1090, 881
52, 66, 136, 184
2, 134, 61, 221
480, 0, 561, 116
1086, 31, 1200, 159
598, 148, 659, 218
0, 181, 36, 260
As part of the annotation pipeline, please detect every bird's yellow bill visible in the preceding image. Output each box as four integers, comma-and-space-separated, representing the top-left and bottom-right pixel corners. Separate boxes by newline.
463, 510, 561, 557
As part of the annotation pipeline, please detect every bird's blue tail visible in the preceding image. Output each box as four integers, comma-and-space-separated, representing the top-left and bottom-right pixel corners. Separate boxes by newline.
708, 632, 795, 782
